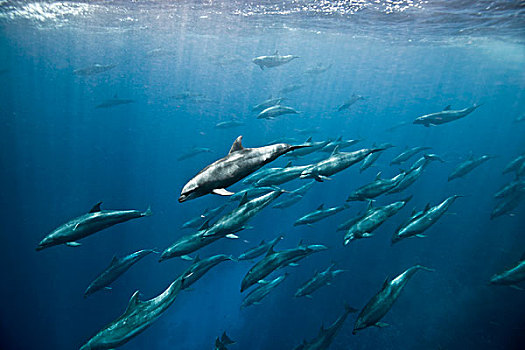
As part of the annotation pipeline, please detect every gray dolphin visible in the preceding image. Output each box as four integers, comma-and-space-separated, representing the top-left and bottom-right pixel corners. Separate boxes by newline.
251, 97, 286, 112
353, 265, 434, 334
390, 146, 431, 165
241, 274, 287, 308
491, 191, 524, 219
294, 264, 345, 298
360, 143, 394, 173
392, 195, 461, 244
242, 161, 292, 185
413, 104, 481, 127
238, 235, 284, 261
388, 154, 443, 194
240, 241, 327, 292
448, 154, 495, 181
502, 154, 525, 174
338, 94, 365, 111
257, 105, 299, 120
490, 253, 525, 289
294, 303, 358, 350
346, 172, 405, 201
294, 203, 348, 226
343, 197, 411, 245
300, 146, 386, 182
84, 249, 158, 298
494, 178, 525, 199
180, 203, 228, 230
178, 254, 234, 289
178, 136, 307, 202
273, 181, 315, 209
74, 63, 117, 76
254, 164, 311, 187
252, 51, 299, 70
36, 203, 152, 251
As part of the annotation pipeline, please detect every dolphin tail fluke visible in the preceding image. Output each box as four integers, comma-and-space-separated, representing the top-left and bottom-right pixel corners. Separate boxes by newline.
343, 302, 358, 314
143, 206, 153, 217
221, 332, 235, 345
415, 265, 435, 272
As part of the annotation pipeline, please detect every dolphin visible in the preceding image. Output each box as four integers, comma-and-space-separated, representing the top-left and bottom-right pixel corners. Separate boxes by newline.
177, 254, 234, 289
300, 146, 386, 182
338, 94, 365, 111
294, 304, 357, 350
171, 91, 205, 100
252, 97, 286, 112
229, 186, 279, 201
215, 332, 235, 350
242, 162, 292, 185
285, 137, 331, 158
346, 172, 405, 201
254, 164, 311, 187
494, 179, 525, 199
273, 181, 315, 209
241, 274, 287, 308
413, 104, 481, 127
491, 191, 524, 219
74, 63, 117, 76
240, 242, 327, 292
279, 83, 305, 94
392, 195, 461, 244
353, 265, 434, 334
95, 97, 134, 109
390, 146, 431, 165
238, 235, 284, 261
304, 63, 332, 75
294, 204, 348, 226
360, 143, 394, 173
214, 120, 245, 129
36, 203, 152, 251
161, 191, 284, 261
294, 264, 345, 298
388, 154, 443, 194
178, 136, 307, 202
257, 105, 299, 120
490, 253, 525, 289
177, 147, 213, 161
320, 137, 361, 153
252, 51, 299, 70
502, 154, 525, 175
84, 249, 158, 298
343, 197, 411, 245
448, 154, 495, 181
79, 278, 182, 350
180, 203, 228, 230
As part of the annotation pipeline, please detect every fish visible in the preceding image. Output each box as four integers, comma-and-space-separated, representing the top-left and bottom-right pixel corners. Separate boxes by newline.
413, 104, 481, 127
36, 202, 152, 251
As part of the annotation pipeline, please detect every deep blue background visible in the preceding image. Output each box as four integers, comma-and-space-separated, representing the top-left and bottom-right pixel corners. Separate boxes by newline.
1, 1, 524, 349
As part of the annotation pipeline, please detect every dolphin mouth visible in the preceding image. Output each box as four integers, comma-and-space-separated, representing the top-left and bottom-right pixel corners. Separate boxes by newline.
178, 195, 187, 203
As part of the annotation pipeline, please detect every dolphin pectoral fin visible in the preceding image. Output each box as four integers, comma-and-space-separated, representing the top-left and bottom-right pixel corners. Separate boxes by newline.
180, 255, 194, 261
289, 263, 300, 267
314, 175, 324, 182
320, 175, 332, 181
306, 295, 313, 299
226, 234, 239, 239
65, 242, 82, 247
374, 322, 389, 328
104, 287, 113, 291
212, 188, 235, 196
415, 234, 427, 238
509, 285, 524, 291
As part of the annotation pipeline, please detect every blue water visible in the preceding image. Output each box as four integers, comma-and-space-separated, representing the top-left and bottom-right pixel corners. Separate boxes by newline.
1, 1, 524, 349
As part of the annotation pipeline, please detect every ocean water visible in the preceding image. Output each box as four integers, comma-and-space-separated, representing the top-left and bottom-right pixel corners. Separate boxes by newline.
1, 1, 524, 349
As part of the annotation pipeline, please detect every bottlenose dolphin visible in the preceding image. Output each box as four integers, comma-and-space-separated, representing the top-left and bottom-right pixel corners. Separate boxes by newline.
294, 264, 345, 298
252, 97, 286, 112
241, 242, 327, 292
360, 143, 394, 172
491, 191, 524, 219
390, 146, 431, 165
74, 63, 117, 76
294, 204, 348, 226
392, 195, 461, 244
241, 274, 287, 308
252, 51, 299, 70
346, 172, 405, 201
494, 179, 525, 199
273, 181, 315, 209
238, 235, 284, 261
177, 147, 213, 161
388, 154, 443, 194
338, 94, 364, 111
490, 253, 525, 289
502, 154, 525, 174
177, 254, 234, 289
294, 304, 358, 350
353, 265, 434, 334
413, 104, 481, 126
285, 137, 330, 158
178, 136, 307, 202
257, 105, 299, 120
300, 146, 386, 182
180, 203, 228, 230
343, 197, 411, 245
84, 249, 158, 298
320, 137, 361, 153
95, 96, 134, 109
36, 203, 152, 251
229, 186, 279, 201
254, 164, 311, 187
448, 154, 495, 181
215, 120, 245, 129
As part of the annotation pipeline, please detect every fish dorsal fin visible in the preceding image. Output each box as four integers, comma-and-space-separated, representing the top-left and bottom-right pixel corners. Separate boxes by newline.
89, 202, 102, 213
109, 255, 118, 266
124, 290, 142, 315
317, 204, 325, 210
239, 192, 249, 207
199, 219, 211, 231
306, 137, 312, 143
375, 172, 382, 180
424, 203, 431, 212
265, 245, 276, 257
382, 277, 390, 289
443, 105, 451, 111
285, 161, 293, 168
331, 145, 340, 156
229, 136, 244, 154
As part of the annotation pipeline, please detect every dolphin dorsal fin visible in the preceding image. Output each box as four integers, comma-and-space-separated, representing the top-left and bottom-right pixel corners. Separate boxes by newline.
317, 204, 324, 210
89, 202, 102, 213
239, 192, 249, 207
194, 255, 201, 263
285, 161, 293, 168
259, 239, 266, 245
336, 136, 342, 141
319, 324, 326, 334
443, 105, 451, 111
110, 255, 119, 266
265, 245, 276, 257
274, 50, 279, 55
331, 146, 340, 156
375, 172, 382, 180
229, 136, 244, 154
124, 290, 142, 315
199, 219, 211, 231
424, 203, 431, 212
382, 278, 390, 289
367, 200, 374, 212
305, 136, 312, 143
